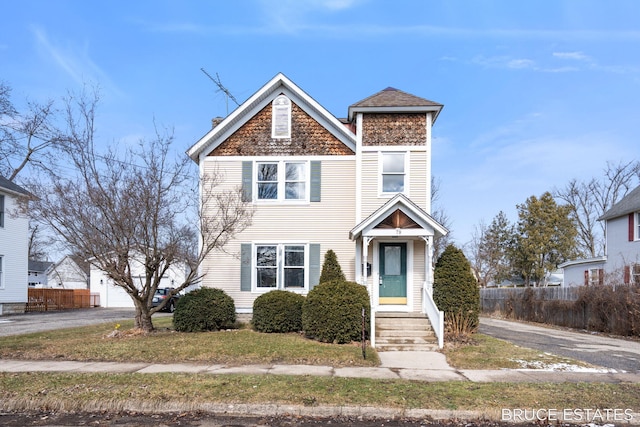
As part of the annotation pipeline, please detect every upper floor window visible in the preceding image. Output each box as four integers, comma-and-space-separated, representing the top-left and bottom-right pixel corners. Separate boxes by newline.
381, 152, 406, 194
0, 194, 4, 227
256, 161, 307, 201
272, 95, 291, 138
637, 212, 640, 240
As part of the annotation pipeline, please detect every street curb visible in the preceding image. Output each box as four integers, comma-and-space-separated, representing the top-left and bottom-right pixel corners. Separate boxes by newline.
0, 398, 492, 423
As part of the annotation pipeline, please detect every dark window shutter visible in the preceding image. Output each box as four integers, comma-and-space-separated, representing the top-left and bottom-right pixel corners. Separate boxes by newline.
309, 243, 321, 289
240, 243, 252, 291
584, 270, 589, 286
629, 213, 635, 241
310, 161, 321, 202
242, 161, 253, 202
624, 265, 631, 285
598, 269, 604, 286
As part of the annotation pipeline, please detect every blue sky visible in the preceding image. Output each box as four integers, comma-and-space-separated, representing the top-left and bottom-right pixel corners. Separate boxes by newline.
2, 0, 640, 247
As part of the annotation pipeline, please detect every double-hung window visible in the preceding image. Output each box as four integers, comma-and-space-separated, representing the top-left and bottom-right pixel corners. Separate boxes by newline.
381, 152, 406, 194
255, 244, 307, 291
256, 161, 307, 202
633, 264, 640, 285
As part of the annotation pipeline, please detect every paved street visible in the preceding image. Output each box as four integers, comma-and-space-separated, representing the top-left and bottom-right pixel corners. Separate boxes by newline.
479, 317, 640, 372
0, 308, 171, 337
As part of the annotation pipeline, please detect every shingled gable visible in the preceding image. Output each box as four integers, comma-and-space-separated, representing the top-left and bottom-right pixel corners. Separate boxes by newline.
349, 193, 448, 240
599, 185, 640, 221
347, 87, 444, 122
187, 73, 356, 163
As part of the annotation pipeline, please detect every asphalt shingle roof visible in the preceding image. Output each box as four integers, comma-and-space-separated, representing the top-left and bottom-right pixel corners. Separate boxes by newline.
350, 87, 443, 108
599, 185, 640, 221
0, 175, 30, 197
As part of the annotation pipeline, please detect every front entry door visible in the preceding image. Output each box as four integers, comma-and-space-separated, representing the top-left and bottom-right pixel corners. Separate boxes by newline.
379, 242, 407, 305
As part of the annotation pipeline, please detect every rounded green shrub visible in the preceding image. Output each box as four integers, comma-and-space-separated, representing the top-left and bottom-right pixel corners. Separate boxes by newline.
433, 244, 480, 335
302, 280, 370, 344
173, 287, 236, 332
252, 290, 305, 333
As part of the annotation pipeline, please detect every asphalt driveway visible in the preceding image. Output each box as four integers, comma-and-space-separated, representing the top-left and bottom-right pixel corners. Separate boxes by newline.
479, 317, 640, 372
0, 308, 171, 337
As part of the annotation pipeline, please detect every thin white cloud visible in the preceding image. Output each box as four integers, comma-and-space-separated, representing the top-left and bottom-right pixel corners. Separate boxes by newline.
553, 51, 591, 61
30, 25, 124, 97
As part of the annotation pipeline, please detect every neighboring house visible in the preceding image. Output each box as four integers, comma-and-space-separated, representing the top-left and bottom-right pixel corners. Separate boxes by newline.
187, 73, 448, 347
560, 185, 640, 286
0, 175, 30, 315
46, 255, 90, 289
90, 256, 187, 308
28, 260, 53, 287
559, 257, 607, 287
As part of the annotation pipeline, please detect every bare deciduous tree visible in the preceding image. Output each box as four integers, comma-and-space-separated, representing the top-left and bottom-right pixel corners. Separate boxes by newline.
431, 176, 452, 260
554, 161, 640, 257
30, 89, 252, 332
0, 81, 59, 181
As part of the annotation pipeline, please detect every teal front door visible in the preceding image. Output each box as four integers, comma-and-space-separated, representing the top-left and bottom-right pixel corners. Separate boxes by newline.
379, 242, 407, 305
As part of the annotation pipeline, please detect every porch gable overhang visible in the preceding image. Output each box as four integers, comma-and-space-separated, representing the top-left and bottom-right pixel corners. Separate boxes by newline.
349, 194, 448, 240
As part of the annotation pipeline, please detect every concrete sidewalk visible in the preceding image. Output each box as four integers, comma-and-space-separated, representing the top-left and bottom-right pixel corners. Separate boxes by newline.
2, 351, 639, 383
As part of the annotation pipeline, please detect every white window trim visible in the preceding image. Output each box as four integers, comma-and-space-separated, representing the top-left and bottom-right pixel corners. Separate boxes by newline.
587, 268, 600, 286
254, 160, 310, 203
633, 264, 640, 285
252, 242, 309, 293
378, 151, 410, 197
272, 94, 292, 139
0, 255, 4, 289
636, 212, 640, 241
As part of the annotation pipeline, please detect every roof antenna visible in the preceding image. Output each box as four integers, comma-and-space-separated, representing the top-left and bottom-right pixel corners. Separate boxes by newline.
200, 68, 240, 115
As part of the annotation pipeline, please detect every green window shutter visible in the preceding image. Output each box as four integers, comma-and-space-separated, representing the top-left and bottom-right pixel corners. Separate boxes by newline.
309, 243, 321, 289
241, 161, 253, 202
310, 161, 321, 202
240, 243, 252, 292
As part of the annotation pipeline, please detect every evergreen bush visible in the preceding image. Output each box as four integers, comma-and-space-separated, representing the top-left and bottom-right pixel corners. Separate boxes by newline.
173, 287, 236, 332
433, 244, 480, 336
302, 280, 370, 344
252, 290, 305, 333
319, 249, 346, 284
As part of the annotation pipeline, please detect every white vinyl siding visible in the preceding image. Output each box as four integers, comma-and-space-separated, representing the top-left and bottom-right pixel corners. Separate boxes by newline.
0, 192, 29, 304
201, 156, 356, 311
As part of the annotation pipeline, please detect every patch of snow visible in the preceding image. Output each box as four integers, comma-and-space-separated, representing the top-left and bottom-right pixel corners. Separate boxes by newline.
510, 359, 621, 373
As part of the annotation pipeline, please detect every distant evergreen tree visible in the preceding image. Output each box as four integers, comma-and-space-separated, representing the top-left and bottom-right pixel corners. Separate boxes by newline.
434, 244, 480, 335
319, 249, 346, 284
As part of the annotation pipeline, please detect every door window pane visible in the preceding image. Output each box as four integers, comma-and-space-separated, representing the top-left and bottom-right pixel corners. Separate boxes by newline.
384, 246, 401, 276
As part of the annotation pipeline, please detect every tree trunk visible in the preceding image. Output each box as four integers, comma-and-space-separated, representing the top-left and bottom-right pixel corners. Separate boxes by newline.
133, 303, 155, 332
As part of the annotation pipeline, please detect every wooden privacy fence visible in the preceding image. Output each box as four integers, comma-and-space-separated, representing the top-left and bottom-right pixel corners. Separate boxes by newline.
481, 287, 580, 313
26, 289, 101, 312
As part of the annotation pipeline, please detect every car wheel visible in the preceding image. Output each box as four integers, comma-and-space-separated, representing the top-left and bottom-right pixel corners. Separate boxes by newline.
168, 301, 175, 313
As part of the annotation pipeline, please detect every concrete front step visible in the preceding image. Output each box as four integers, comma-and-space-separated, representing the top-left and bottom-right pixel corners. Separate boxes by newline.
374, 312, 438, 351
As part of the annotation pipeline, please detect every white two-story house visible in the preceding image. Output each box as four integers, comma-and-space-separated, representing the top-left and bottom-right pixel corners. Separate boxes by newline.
188, 73, 448, 348
0, 175, 30, 315
561, 185, 640, 286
